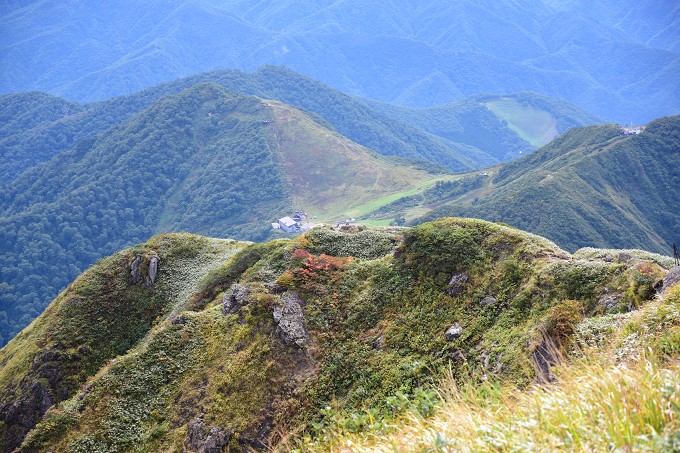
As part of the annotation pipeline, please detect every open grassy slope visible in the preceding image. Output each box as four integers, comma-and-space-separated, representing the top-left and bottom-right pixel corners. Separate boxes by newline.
367, 91, 603, 161
484, 97, 558, 147
1, 218, 676, 451
265, 100, 438, 219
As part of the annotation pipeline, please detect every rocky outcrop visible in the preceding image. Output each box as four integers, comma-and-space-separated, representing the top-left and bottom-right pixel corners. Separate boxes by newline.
184, 417, 231, 453
445, 322, 463, 341
446, 272, 469, 297
662, 267, 680, 293
273, 292, 309, 348
0, 348, 69, 452
597, 291, 623, 312
532, 336, 560, 384
130, 252, 160, 287
222, 284, 251, 314
130, 255, 142, 284
480, 296, 497, 307
145, 253, 160, 287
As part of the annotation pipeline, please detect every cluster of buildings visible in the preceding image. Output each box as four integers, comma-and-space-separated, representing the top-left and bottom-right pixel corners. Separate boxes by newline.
272, 211, 319, 233
621, 125, 645, 135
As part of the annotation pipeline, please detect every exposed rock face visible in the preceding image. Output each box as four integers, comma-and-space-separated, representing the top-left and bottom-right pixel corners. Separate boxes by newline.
532, 337, 560, 384
273, 292, 309, 347
480, 296, 497, 307
145, 254, 160, 287
130, 255, 142, 284
222, 284, 251, 314
445, 322, 463, 341
130, 253, 160, 287
447, 272, 469, 297
662, 267, 680, 293
0, 348, 68, 452
184, 417, 231, 453
598, 292, 623, 312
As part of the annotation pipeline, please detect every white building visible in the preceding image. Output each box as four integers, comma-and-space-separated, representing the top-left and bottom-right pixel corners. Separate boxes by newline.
278, 216, 298, 233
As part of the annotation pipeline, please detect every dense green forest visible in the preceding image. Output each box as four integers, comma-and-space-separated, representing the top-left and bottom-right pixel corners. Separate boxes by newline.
366, 116, 680, 255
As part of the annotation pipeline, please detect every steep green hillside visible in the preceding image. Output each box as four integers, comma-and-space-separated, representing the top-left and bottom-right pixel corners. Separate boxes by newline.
366, 116, 680, 255
1, 219, 675, 451
0, 233, 247, 452
1, 0, 677, 122
0, 83, 438, 346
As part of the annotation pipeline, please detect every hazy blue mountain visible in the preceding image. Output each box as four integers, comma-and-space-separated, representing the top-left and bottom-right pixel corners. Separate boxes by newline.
1, 0, 677, 122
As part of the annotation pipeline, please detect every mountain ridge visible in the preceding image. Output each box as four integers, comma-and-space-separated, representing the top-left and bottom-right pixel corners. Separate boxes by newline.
0, 65, 603, 183
1, 218, 676, 451
363, 116, 680, 255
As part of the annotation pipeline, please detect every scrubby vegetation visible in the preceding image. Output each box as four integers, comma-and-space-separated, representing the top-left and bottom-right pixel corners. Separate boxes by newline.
299, 285, 680, 452
0, 234, 245, 452
2, 218, 675, 451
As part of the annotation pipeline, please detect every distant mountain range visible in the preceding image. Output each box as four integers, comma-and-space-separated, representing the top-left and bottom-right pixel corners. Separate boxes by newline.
1, 0, 678, 122
0, 65, 600, 180
365, 115, 680, 255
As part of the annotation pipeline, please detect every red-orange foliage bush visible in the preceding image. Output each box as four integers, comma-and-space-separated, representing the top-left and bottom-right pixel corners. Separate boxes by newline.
289, 252, 352, 295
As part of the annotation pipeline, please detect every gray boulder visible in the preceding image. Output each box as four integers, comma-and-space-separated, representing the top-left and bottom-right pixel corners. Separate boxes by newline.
222, 284, 251, 314
184, 417, 231, 453
447, 272, 469, 297
130, 255, 142, 284
273, 292, 309, 347
203, 427, 231, 453
445, 322, 463, 341
145, 253, 160, 287
662, 267, 680, 293
480, 296, 497, 307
